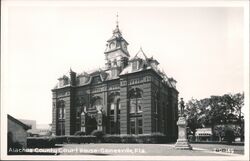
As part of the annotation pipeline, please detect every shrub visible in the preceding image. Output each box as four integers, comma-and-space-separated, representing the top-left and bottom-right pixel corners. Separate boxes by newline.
91, 130, 104, 142
101, 133, 168, 144
53, 135, 97, 144
103, 135, 122, 143
66, 136, 96, 144
27, 137, 56, 148
74, 131, 86, 136
224, 128, 235, 144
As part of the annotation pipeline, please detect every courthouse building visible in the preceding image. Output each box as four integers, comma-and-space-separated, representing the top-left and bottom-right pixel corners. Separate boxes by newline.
51, 20, 179, 140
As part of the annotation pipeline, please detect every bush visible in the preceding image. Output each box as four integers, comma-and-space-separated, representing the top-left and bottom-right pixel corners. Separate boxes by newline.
91, 130, 104, 142
27, 137, 56, 148
53, 135, 97, 144
224, 128, 235, 144
74, 131, 86, 136
65, 136, 97, 144
102, 133, 169, 144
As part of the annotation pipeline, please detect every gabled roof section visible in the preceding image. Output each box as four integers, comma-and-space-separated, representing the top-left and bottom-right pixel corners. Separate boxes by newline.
130, 47, 148, 61
8, 114, 31, 130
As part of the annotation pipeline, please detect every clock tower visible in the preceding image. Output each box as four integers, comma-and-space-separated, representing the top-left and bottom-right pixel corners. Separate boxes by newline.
104, 14, 129, 69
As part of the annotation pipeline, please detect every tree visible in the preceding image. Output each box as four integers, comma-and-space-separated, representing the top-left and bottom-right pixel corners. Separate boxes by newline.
232, 93, 244, 141
185, 93, 244, 142
185, 99, 204, 139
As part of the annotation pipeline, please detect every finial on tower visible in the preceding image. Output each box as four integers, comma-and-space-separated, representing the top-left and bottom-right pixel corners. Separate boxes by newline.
116, 12, 119, 27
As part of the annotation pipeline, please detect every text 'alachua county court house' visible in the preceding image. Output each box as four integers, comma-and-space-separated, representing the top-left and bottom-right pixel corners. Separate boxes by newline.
51, 18, 179, 141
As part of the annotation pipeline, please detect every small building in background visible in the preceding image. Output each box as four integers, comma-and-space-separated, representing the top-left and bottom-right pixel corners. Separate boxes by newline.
27, 124, 52, 137
7, 114, 31, 149
195, 128, 212, 141
19, 119, 52, 137
19, 119, 36, 130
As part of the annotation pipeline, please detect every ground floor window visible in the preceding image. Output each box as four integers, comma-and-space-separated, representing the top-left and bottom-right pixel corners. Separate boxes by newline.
130, 117, 143, 134
110, 120, 115, 134
130, 118, 136, 134
138, 118, 143, 134
57, 121, 65, 135
153, 117, 158, 132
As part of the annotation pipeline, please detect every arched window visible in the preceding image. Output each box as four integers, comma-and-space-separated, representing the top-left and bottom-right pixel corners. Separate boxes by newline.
91, 96, 103, 111
110, 103, 115, 115
57, 100, 65, 120
128, 88, 143, 114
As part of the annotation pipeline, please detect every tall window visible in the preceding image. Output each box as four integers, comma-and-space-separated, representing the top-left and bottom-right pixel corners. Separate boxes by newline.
108, 93, 120, 134
130, 117, 143, 134
138, 118, 143, 134
129, 99, 136, 114
154, 91, 159, 114
57, 100, 65, 135
58, 100, 65, 120
129, 88, 143, 114
110, 102, 115, 134
110, 103, 115, 115
130, 118, 136, 134
128, 88, 143, 134
117, 99, 121, 115
117, 99, 121, 134
153, 117, 158, 133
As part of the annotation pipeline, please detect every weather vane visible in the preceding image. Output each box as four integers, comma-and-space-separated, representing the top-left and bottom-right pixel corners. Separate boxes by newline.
116, 12, 119, 27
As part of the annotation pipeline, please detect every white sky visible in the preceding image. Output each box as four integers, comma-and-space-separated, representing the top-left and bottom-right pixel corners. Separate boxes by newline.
2, 2, 245, 124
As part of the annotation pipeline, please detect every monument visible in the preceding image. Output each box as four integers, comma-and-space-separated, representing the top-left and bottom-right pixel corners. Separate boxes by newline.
175, 98, 192, 150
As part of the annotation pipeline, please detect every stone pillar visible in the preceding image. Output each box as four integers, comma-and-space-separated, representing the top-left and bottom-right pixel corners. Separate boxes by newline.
175, 116, 192, 149
80, 112, 86, 133
97, 111, 103, 131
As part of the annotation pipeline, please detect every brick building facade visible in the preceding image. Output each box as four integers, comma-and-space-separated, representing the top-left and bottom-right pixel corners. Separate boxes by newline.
51, 21, 178, 141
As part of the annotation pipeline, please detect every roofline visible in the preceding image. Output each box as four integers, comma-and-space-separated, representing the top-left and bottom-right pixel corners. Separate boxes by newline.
8, 114, 31, 130
104, 47, 130, 56
107, 37, 129, 45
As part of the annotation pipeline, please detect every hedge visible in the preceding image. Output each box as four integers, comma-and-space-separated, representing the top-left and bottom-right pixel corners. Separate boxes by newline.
27, 133, 173, 147
53, 135, 97, 144
27, 137, 56, 148
27, 135, 97, 148
102, 134, 171, 144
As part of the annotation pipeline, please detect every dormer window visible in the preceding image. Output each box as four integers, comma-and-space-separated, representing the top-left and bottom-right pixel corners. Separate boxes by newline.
63, 76, 69, 85
111, 69, 117, 77
78, 75, 88, 85
91, 76, 102, 84
132, 60, 140, 71
58, 76, 69, 87
59, 79, 64, 87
